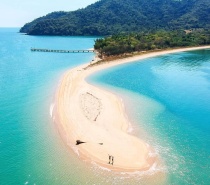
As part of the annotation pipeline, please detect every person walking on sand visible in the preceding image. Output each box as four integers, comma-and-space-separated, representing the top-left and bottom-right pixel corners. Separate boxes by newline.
111, 156, 114, 165
108, 155, 111, 164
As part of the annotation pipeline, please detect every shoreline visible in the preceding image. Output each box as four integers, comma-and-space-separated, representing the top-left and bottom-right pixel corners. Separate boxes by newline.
54, 46, 210, 172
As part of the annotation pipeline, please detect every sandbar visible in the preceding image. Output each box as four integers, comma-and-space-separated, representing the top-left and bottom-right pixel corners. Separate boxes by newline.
54, 46, 210, 171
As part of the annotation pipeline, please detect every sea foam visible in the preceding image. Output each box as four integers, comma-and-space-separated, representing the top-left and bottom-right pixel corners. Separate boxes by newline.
50, 103, 55, 118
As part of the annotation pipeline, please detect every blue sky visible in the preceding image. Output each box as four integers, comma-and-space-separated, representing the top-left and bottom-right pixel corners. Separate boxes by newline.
0, 0, 98, 27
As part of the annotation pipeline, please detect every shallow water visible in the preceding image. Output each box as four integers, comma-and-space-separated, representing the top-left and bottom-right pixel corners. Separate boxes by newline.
0, 28, 160, 185
88, 49, 210, 185
0, 28, 105, 185
1, 28, 209, 185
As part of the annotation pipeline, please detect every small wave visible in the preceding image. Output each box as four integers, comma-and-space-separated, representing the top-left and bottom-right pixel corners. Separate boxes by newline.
127, 124, 134, 133
148, 148, 158, 158
91, 161, 111, 172
72, 146, 80, 156
119, 162, 165, 177
149, 162, 157, 172
50, 103, 55, 118
67, 142, 80, 156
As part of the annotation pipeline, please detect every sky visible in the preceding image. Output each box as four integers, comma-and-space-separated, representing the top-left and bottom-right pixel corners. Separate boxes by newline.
0, 0, 98, 27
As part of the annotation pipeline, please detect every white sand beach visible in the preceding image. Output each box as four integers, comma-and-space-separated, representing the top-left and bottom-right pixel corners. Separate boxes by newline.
54, 46, 210, 171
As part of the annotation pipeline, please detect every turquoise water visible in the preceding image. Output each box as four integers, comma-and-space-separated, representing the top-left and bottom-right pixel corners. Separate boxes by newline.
0, 28, 103, 185
1, 28, 160, 185
1, 28, 210, 185
88, 50, 210, 184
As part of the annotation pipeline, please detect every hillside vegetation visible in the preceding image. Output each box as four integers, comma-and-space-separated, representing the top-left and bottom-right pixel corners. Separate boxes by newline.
20, 0, 210, 36
94, 30, 210, 56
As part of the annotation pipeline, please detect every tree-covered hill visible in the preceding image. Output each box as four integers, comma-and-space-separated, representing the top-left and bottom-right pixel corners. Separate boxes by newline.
20, 0, 210, 36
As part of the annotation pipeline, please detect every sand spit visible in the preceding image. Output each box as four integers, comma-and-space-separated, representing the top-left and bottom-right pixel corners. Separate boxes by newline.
55, 46, 210, 172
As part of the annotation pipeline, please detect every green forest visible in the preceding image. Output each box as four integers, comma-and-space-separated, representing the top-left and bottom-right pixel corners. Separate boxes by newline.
94, 30, 210, 56
20, 0, 210, 36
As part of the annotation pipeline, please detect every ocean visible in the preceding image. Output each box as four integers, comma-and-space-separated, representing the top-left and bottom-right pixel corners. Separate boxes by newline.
0, 28, 210, 185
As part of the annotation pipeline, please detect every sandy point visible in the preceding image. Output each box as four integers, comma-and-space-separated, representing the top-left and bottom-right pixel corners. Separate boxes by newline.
54, 45, 210, 172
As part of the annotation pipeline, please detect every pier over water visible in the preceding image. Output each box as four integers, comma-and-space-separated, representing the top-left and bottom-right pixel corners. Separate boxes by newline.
31, 48, 95, 53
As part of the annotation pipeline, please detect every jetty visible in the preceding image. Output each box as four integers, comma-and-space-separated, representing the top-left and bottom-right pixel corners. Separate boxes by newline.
31, 48, 95, 53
